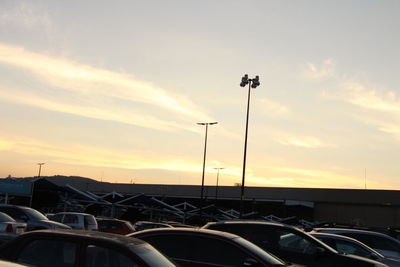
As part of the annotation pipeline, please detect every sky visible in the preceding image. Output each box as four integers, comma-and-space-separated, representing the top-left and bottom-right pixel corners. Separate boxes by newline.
1, 1, 400, 189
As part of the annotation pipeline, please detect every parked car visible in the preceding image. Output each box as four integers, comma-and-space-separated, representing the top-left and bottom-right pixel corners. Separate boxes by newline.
0, 205, 70, 231
313, 228, 400, 259
203, 221, 387, 267
0, 212, 26, 245
133, 221, 173, 231
0, 229, 177, 267
129, 227, 301, 267
97, 218, 135, 235
311, 232, 400, 267
51, 212, 98, 230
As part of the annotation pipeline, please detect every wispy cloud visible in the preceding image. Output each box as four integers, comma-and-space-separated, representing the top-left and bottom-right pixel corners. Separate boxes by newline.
304, 59, 336, 80
256, 98, 291, 117
0, 85, 199, 133
0, 3, 52, 32
0, 44, 212, 122
276, 135, 332, 148
340, 82, 400, 113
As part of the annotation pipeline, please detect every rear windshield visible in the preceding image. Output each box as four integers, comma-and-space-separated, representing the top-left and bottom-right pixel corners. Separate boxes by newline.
0, 212, 15, 222
22, 208, 48, 221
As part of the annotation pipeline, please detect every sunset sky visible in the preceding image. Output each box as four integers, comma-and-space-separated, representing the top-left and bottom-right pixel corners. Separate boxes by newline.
1, 1, 400, 189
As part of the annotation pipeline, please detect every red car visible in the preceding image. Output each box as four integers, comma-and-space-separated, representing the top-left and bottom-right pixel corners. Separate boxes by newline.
97, 218, 135, 235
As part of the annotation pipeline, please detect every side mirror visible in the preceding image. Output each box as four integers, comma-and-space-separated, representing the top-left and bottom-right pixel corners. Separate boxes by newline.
243, 258, 261, 267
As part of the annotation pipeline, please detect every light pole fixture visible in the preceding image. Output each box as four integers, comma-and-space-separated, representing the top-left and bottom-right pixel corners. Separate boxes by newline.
30, 162, 45, 207
37, 162, 45, 177
239, 74, 260, 218
197, 122, 218, 216
214, 167, 224, 201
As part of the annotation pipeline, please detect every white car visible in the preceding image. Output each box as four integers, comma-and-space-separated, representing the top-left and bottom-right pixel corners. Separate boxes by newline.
51, 212, 98, 230
313, 228, 400, 260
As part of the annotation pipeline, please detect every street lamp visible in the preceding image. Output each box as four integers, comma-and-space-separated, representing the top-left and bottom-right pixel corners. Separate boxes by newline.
214, 167, 224, 201
197, 122, 218, 216
30, 162, 45, 207
239, 74, 260, 218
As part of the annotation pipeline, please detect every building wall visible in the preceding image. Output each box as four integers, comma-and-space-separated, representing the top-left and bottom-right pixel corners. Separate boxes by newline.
314, 203, 400, 228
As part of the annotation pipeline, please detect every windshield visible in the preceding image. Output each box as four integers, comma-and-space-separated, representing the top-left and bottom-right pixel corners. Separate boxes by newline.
23, 208, 48, 221
131, 243, 176, 267
234, 237, 286, 266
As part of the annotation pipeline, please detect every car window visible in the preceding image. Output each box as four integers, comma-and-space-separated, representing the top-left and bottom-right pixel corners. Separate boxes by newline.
0, 208, 27, 221
142, 234, 193, 260
0, 212, 15, 222
278, 232, 319, 255
143, 233, 256, 266
16, 239, 77, 267
345, 233, 400, 252
333, 239, 372, 258
51, 214, 64, 222
21, 208, 48, 221
84, 215, 97, 226
64, 214, 78, 224
85, 245, 140, 267
192, 235, 256, 266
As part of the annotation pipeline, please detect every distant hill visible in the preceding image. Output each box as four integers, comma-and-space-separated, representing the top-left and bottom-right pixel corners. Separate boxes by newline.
13, 175, 103, 186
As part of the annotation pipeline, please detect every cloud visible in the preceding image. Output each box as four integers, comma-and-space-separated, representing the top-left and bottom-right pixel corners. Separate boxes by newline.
256, 98, 290, 117
0, 43, 212, 122
0, 3, 52, 32
277, 135, 332, 148
340, 82, 400, 113
0, 85, 200, 133
303, 59, 336, 80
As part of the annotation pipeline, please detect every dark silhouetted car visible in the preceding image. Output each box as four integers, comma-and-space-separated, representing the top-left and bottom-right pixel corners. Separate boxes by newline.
0, 230, 176, 267
203, 221, 387, 267
0, 205, 70, 231
97, 218, 135, 235
311, 232, 400, 267
129, 227, 298, 267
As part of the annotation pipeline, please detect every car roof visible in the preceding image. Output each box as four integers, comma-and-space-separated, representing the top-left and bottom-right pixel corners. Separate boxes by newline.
18, 229, 145, 246
204, 220, 299, 230
54, 212, 93, 216
130, 227, 243, 240
314, 228, 397, 237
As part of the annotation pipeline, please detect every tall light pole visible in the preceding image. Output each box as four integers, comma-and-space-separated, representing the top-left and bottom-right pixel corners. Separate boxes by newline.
30, 162, 45, 207
214, 167, 224, 201
239, 74, 260, 218
197, 122, 218, 218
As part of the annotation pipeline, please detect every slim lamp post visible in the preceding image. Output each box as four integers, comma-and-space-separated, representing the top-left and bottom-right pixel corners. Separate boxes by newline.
197, 122, 218, 219
214, 167, 224, 201
239, 74, 260, 218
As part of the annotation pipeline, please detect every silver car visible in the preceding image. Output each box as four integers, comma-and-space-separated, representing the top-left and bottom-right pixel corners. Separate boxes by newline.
0, 212, 26, 244
312, 232, 400, 267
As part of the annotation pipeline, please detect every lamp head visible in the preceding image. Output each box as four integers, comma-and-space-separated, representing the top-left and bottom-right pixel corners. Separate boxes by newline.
240, 74, 249, 87
251, 75, 260, 88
